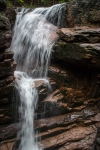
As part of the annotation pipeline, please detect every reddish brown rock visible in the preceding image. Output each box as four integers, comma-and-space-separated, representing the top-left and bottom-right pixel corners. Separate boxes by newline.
0, 5, 16, 126
0, 140, 15, 150
53, 27, 100, 71
41, 127, 96, 150
0, 1, 100, 150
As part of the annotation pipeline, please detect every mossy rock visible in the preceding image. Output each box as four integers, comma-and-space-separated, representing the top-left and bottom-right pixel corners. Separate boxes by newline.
53, 42, 85, 61
0, 13, 10, 30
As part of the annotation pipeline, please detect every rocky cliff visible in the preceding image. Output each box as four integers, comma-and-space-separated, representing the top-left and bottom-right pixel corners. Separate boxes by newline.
0, 0, 100, 150
0, 0, 16, 126
66, 0, 100, 27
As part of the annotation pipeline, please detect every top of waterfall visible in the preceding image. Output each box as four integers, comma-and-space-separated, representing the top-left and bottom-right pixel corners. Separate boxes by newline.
16, 3, 67, 28
10, 3, 67, 77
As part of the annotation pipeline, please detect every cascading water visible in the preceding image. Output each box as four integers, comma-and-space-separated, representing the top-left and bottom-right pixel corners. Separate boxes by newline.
15, 71, 39, 150
10, 3, 67, 150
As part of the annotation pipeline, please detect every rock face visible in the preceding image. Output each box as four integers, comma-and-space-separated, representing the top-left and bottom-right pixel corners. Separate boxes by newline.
0, 0, 100, 150
66, 0, 100, 27
6, 8, 16, 28
0, 26, 100, 150
0, 5, 16, 125
53, 27, 100, 70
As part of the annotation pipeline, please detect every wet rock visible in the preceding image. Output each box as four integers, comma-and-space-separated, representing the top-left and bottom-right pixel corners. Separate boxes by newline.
0, 83, 14, 98
6, 8, 16, 28
0, 140, 15, 150
0, 8, 16, 126
0, 1, 100, 150
0, 14, 11, 30
0, 31, 12, 52
94, 128, 100, 150
0, 76, 13, 87
66, 0, 100, 27
0, 112, 99, 150
53, 27, 100, 70
0, 98, 9, 104
0, 115, 11, 124
41, 127, 96, 150
60, 27, 100, 43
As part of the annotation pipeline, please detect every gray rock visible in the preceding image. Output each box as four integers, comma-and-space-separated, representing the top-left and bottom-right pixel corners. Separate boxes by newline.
66, 0, 100, 27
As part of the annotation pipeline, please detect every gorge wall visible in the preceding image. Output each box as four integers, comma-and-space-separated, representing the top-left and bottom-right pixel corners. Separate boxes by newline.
0, 0, 16, 126
0, 0, 100, 150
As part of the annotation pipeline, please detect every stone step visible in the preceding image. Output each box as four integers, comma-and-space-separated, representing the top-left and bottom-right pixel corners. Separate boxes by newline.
27, 108, 99, 132
0, 113, 78, 141
0, 126, 96, 150
0, 106, 99, 142
35, 89, 100, 120
40, 126, 96, 150
36, 124, 76, 141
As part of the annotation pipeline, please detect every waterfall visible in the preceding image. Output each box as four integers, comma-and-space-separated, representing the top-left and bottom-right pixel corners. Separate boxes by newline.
10, 3, 67, 150
15, 71, 39, 150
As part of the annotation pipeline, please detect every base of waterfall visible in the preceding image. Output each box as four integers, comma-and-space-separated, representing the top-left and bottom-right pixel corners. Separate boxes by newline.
14, 71, 51, 150
9, 3, 67, 150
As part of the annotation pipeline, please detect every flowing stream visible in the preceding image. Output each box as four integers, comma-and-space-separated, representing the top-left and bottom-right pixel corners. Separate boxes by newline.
10, 3, 66, 150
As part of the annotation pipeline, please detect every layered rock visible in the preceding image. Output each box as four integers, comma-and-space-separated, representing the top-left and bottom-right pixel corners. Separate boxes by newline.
0, 25, 100, 150
49, 26, 100, 150
53, 27, 100, 70
0, 1, 16, 126
0, 0, 100, 150
36, 26, 100, 150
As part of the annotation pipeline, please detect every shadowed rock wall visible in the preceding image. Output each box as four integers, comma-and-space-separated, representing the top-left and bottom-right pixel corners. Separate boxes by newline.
0, 0, 16, 125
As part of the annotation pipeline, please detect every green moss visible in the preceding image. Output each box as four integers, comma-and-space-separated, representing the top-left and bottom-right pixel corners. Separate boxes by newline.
58, 0, 73, 3
0, 14, 9, 30
23, 4, 36, 8
58, 42, 72, 57
54, 42, 87, 63
6, 0, 13, 7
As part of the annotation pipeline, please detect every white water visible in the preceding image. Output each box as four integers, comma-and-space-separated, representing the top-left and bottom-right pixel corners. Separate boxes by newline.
15, 71, 39, 150
10, 3, 66, 150
15, 71, 49, 150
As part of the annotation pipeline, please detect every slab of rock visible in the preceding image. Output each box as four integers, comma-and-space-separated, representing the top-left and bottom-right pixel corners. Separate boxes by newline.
60, 27, 100, 43
0, 140, 15, 150
52, 27, 100, 70
41, 127, 96, 150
